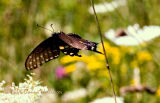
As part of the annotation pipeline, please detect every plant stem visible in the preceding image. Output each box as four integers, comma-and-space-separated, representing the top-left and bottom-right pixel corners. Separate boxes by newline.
90, 0, 117, 103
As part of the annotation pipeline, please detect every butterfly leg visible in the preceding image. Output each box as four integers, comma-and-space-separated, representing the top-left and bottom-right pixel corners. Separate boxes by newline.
75, 54, 82, 57
71, 48, 82, 57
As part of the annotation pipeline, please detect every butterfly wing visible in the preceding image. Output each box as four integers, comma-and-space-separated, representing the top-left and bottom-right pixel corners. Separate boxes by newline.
57, 33, 81, 57
25, 33, 82, 70
67, 33, 82, 39
25, 35, 60, 70
59, 33, 102, 54
59, 46, 81, 57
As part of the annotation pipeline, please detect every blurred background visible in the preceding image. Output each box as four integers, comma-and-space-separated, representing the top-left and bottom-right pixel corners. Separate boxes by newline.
0, 0, 160, 103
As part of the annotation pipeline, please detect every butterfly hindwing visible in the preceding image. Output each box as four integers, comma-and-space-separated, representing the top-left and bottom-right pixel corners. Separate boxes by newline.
59, 33, 102, 54
60, 46, 81, 57
58, 40, 81, 57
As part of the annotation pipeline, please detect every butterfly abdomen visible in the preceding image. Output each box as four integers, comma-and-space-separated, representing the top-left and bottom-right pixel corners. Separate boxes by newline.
85, 42, 102, 54
86, 42, 97, 50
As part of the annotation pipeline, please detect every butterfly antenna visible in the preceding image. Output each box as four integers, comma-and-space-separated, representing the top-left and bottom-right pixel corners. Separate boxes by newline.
50, 24, 54, 32
36, 24, 53, 33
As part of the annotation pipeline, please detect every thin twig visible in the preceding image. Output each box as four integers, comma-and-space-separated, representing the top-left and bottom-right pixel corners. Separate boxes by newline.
120, 85, 157, 96
90, 0, 117, 103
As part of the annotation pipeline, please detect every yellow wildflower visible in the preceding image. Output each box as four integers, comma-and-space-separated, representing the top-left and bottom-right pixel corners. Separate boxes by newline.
137, 51, 152, 62
98, 42, 121, 65
61, 54, 105, 71
120, 63, 127, 74
130, 60, 138, 68
64, 64, 76, 73
97, 42, 111, 54
98, 69, 109, 78
61, 41, 121, 72
60, 55, 90, 64
131, 79, 136, 86
156, 86, 160, 97
60, 56, 80, 64
141, 42, 147, 47
120, 46, 132, 53
110, 47, 121, 64
86, 56, 105, 70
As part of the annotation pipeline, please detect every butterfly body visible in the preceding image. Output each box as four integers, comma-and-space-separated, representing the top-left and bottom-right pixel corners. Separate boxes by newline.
25, 32, 102, 70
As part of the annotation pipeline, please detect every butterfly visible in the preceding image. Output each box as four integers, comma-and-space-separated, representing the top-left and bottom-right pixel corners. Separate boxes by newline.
25, 32, 103, 70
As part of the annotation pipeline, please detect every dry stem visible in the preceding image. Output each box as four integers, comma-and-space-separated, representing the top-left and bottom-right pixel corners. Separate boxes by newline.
90, 0, 117, 103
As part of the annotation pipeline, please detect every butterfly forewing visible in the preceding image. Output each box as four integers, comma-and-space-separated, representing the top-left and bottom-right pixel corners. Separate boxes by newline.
25, 36, 60, 70
67, 33, 82, 39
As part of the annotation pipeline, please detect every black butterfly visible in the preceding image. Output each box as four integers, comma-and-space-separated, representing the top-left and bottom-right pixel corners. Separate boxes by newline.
25, 32, 102, 70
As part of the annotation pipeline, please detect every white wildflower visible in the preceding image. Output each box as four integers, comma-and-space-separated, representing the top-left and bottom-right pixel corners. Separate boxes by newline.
1, 80, 6, 84
11, 82, 15, 87
37, 89, 57, 103
90, 97, 124, 103
62, 88, 87, 102
0, 73, 49, 103
89, 0, 126, 14
31, 72, 35, 76
0, 80, 6, 92
0, 93, 40, 103
105, 24, 160, 46
133, 68, 141, 87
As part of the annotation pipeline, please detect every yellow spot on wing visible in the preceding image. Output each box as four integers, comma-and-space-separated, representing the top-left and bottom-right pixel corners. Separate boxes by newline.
91, 46, 94, 50
59, 46, 64, 50
50, 57, 53, 59
70, 53, 74, 55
